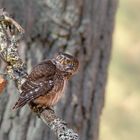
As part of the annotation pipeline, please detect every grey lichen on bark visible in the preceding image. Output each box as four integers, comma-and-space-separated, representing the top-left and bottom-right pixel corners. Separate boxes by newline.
41, 110, 79, 140
0, 9, 79, 140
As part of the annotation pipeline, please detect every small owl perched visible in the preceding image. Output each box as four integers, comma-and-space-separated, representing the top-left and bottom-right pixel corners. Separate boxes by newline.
13, 52, 79, 111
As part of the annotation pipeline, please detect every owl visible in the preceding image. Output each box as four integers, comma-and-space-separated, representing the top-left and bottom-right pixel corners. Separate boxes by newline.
13, 52, 79, 112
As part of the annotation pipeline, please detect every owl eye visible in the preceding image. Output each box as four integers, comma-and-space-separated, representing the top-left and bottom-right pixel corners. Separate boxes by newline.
66, 59, 71, 64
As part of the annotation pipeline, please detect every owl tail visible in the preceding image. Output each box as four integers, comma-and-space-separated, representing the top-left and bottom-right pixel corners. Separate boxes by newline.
12, 100, 25, 110
12, 101, 20, 110
12, 97, 29, 110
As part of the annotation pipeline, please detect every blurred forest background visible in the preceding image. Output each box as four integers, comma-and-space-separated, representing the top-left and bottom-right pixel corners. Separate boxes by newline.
1, 0, 140, 139
100, 0, 140, 140
0, 0, 117, 140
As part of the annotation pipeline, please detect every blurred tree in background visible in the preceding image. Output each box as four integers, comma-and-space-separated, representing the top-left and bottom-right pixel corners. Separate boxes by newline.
101, 0, 140, 140
0, 0, 117, 140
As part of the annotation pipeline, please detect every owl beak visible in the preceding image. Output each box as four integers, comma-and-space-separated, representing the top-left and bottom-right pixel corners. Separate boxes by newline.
66, 64, 73, 70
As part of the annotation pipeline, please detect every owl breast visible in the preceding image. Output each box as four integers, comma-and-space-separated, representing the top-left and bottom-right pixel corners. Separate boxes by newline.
33, 71, 66, 108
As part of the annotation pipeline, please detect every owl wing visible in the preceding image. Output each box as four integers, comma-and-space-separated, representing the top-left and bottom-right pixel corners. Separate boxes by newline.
13, 60, 56, 109
27, 60, 56, 81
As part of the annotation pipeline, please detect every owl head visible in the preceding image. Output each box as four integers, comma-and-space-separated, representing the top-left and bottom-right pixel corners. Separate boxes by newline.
52, 52, 79, 75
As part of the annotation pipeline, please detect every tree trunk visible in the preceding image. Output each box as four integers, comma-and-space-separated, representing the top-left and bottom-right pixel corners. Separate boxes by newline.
0, 0, 118, 140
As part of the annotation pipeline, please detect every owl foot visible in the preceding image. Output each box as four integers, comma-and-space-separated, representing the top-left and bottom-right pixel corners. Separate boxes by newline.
29, 102, 54, 117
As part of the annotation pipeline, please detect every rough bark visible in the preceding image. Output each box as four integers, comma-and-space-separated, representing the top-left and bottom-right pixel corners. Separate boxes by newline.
0, 0, 118, 140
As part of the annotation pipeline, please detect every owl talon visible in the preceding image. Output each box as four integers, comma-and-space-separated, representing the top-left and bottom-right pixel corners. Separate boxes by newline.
29, 103, 41, 113
29, 103, 52, 115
